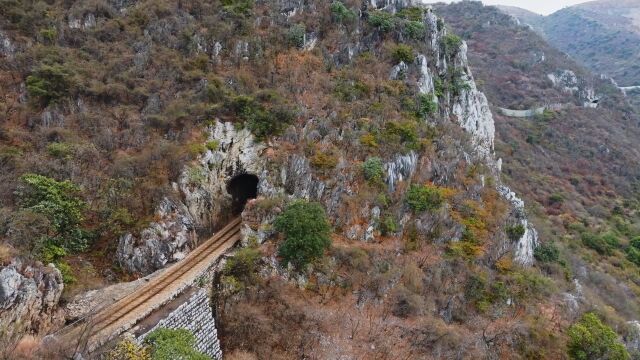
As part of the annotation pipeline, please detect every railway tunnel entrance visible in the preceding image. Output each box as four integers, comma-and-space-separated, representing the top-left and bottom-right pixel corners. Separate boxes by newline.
227, 173, 259, 215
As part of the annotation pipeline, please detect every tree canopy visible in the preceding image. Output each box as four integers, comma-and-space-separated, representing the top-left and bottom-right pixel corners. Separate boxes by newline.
567, 313, 629, 360
274, 201, 331, 268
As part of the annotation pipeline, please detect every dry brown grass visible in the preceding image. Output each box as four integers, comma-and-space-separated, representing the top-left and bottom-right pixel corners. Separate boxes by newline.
9, 336, 40, 360
0, 244, 15, 265
225, 350, 259, 360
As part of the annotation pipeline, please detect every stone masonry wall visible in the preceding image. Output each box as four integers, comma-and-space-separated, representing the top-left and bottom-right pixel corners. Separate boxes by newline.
137, 288, 222, 359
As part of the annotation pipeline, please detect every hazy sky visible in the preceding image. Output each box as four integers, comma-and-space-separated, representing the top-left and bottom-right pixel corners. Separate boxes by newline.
433, 0, 589, 15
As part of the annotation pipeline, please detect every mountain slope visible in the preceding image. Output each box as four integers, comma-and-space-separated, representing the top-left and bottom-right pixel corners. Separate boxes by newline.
0, 0, 565, 358
495, 5, 545, 32
436, 0, 640, 352
0, 0, 639, 358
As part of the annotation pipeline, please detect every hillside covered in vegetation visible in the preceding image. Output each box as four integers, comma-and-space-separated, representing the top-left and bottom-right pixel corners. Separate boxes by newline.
1, 0, 640, 359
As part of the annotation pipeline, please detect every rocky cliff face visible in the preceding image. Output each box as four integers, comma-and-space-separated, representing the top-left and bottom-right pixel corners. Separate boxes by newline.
437, 4, 640, 354
0, 260, 64, 343
450, 42, 496, 158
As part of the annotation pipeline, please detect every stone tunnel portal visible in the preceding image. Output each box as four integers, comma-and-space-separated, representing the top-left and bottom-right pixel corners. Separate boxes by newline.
227, 173, 259, 215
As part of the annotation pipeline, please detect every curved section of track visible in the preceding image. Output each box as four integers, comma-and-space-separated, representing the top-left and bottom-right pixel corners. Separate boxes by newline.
57, 217, 242, 354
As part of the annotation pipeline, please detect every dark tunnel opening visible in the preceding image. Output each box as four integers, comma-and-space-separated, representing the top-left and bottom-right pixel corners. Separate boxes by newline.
227, 173, 259, 215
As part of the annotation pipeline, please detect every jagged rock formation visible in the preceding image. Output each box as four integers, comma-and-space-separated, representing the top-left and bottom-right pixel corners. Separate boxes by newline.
498, 186, 539, 266
450, 42, 496, 158
385, 151, 418, 193
417, 54, 435, 98
548, 69, 600, 107
117, 198, 197, 275
0, 261, 64, 342
0, 29, 15, 58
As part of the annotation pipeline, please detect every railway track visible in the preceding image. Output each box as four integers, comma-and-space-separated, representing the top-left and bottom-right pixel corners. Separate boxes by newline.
57, 217, 242, 355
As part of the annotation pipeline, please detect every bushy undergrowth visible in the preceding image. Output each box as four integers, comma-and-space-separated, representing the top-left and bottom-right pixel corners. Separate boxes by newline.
406, 184, 444, 212
274, 201, 331, 269
362, 157, 384, 185
144, 328, 210, 360
567, 313, 629, 360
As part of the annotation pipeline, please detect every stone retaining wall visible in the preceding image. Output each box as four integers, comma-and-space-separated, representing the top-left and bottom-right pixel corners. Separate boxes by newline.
497, 103, 568, 118
137, 288, 222, 359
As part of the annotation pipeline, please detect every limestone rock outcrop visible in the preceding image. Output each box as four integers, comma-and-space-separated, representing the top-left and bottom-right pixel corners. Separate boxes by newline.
117, 198, 196, 275
0, 260, 64, 342
450, 42, 496, 158
0, 29, 15, 58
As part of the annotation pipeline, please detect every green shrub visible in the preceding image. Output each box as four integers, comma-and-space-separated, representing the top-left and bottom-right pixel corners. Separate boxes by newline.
368, 11, 395, 32
508, 269, 553, 301
506, 224, 525, 241
443, 34, 462, 57
391, 44, 414, 64
464, 274, 486, 303
287, 24, 306, 48
380, 215, 398, 236
626, 237, 640, 266
47, 142, 73, 159
567, 313, 629, 360
223, 246, 261, 284
362, 157, 384, 184
383, 120, 419, 149
40, 241, 67, 264
55, 260, 76, 284
38, 241, 76, 284
221, 0, 254, 17
450, 68, 472, 97
106, 207, 135, 237
397, 7, 423, 21
205, 140, 219, 151
26, 63, 74, 106
187, 143, 207, 156
334, 79, 371, 101
16, 174, 88, 254
360, 133, 378, 148
406, 184, 443, 212
330, 2, 356, 24
582, 232, 619, 256
465, 276, 510, 312
144, 328, 210, 360
228, 95, 295, 139
402, 21, 425, 40
549, 193, 564, 205
434, 77, 445, 98
275, 201, 331, 268
416, 94, 437, 117
39, 27, 57, 43
534, 242, 560, 263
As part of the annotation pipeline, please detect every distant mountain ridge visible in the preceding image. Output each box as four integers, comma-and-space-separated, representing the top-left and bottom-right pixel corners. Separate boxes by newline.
500, 0, 640, 87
